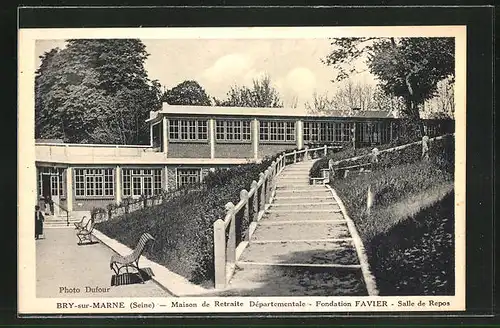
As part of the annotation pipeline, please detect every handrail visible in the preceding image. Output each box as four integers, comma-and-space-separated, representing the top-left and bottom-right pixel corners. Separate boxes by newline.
53, 201, 70, 226
330, 133, 454, 167
36, 142, 152, 148
213, 144, 339, 289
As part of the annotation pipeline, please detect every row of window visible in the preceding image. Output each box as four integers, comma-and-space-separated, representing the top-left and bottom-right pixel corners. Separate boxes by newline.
303, 122, 353, 143
40, 168, 203, 199
167, 119, 396, 143
168, 119, 297, 142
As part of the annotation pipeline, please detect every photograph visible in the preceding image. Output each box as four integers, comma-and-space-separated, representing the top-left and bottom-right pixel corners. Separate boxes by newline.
18, 25, 466, 314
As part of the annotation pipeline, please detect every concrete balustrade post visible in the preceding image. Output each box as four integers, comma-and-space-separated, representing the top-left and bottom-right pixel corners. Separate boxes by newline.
213, 219, 226, 289
240, 189, 250, 240
422, 135, 430, 161
367, 184, 374, 215
225, 202, 236, 267
251, 180, 258, 222
259, 173, 266, 211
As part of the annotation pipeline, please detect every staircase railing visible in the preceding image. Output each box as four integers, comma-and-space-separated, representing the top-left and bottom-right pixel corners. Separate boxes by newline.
53, 201, 70, 226
213, 144, 341, 289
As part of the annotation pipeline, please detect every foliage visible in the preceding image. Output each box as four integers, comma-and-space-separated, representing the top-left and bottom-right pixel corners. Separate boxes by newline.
35, 39, 162, 144
368, 191, 454, 295
162, 80, 212, 106
323, 37, 455, 123
214, 75, 283, 108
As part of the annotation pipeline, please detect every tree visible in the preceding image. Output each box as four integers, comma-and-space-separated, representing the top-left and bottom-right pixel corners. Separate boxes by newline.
324, 37, 454, 135
305, 80, 378, 115
162, 80, 212, 106
215, 75, 283, 108
35, 39, 161, 144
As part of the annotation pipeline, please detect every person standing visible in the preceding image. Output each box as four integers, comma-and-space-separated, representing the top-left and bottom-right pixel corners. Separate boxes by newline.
35, 205, 44, 240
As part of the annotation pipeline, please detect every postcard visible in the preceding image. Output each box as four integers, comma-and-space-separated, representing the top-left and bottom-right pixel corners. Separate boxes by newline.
18, 25, 466, 315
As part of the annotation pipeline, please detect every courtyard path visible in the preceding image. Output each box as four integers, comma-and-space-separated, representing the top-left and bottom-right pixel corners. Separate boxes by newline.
36, 227, 171, 298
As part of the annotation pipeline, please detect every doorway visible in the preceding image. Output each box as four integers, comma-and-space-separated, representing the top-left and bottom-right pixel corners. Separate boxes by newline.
41, 174, 53, 215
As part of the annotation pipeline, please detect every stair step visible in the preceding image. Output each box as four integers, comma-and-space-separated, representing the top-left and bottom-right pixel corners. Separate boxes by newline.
251, 221, 350, 241
266, 208, 342, 213
270, 204, 340, 211
262, 211, 345, 221
237, 261, 361, 269
273, 197, 333, 205
238, 240, 359, 266
226, 265, 367, 296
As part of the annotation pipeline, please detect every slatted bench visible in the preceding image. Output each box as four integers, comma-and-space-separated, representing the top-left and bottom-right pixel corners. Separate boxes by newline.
76, 217, 95, 245
109, 232, 155, 283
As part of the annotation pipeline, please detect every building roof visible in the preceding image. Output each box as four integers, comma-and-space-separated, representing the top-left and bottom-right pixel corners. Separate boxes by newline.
147, 104, 395, 122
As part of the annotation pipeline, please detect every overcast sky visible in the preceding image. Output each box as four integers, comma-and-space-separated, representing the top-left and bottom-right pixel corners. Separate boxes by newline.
35, 38, 375, 107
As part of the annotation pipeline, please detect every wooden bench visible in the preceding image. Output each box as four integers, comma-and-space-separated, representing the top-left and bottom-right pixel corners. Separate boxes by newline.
333, 162, 372, 178
76, 217, 95, 245
109, 232, 155, 283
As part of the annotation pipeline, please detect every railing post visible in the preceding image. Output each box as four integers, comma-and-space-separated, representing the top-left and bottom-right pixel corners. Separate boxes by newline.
324, 145, 327, 156
213, 219, 226, 289
259, 173, 266, 211
422, 135, 430, 161
293, 150, 297, 163
251, 180, 259, 222
240, 189, 250, 240
367, 184, 374, 215
225, 202, 236, 269
305, 146, 309, 160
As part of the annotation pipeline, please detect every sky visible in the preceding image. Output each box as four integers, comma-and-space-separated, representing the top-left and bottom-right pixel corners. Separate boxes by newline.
35, 38, 376, 108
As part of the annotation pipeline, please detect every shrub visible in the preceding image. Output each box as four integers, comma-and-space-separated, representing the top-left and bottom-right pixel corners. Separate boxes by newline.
368, 191, 454, 295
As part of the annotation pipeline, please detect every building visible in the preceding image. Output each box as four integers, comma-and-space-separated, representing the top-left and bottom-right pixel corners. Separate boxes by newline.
35, 104, 451, 216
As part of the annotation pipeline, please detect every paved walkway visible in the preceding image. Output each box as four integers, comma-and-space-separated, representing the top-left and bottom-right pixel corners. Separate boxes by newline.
221, 160, 373, 296
36, 228, 171, 298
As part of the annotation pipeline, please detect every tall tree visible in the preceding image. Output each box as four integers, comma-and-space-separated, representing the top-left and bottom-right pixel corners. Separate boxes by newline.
35, 39, 161, 144
323, 37, 454, 135
215, 75, 283, 108
162, 80, 212, 106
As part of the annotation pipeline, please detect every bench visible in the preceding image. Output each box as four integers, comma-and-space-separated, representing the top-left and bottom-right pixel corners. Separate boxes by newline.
109, 232, 155, 283
74, 216, 88, 230
76, 217, 95, 245
333, 162, 372, 178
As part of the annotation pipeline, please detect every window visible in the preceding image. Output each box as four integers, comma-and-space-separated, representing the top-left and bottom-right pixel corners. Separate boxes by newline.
38, 167, 65, 197
177, 168, 201, 188
169, 119, 208, 141
304, 121, 352, 143
216, 120, 251, 141
74, 168, 114, 198
122, 168, 163, 197
259, 120, 295, 142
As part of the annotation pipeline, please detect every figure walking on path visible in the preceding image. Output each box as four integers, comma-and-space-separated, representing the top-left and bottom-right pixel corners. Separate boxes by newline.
35, 205, 44, 240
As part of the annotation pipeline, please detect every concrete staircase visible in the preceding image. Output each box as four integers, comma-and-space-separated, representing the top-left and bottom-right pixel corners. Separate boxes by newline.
43, 211, 87, 228
224, 160, 370, 296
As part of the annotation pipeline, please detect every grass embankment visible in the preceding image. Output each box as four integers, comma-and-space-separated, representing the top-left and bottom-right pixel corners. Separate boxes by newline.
97, 155, 280, 286
323, 136, 455, 295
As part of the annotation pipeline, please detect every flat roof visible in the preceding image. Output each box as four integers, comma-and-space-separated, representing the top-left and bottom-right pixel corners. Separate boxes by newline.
146, 104, 395, 122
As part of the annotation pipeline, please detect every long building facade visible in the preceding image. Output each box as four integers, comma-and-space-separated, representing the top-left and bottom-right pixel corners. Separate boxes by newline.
35, 104, 453, 215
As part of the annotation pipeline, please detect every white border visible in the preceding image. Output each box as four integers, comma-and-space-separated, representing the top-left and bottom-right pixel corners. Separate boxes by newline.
18, 26, 466, 314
